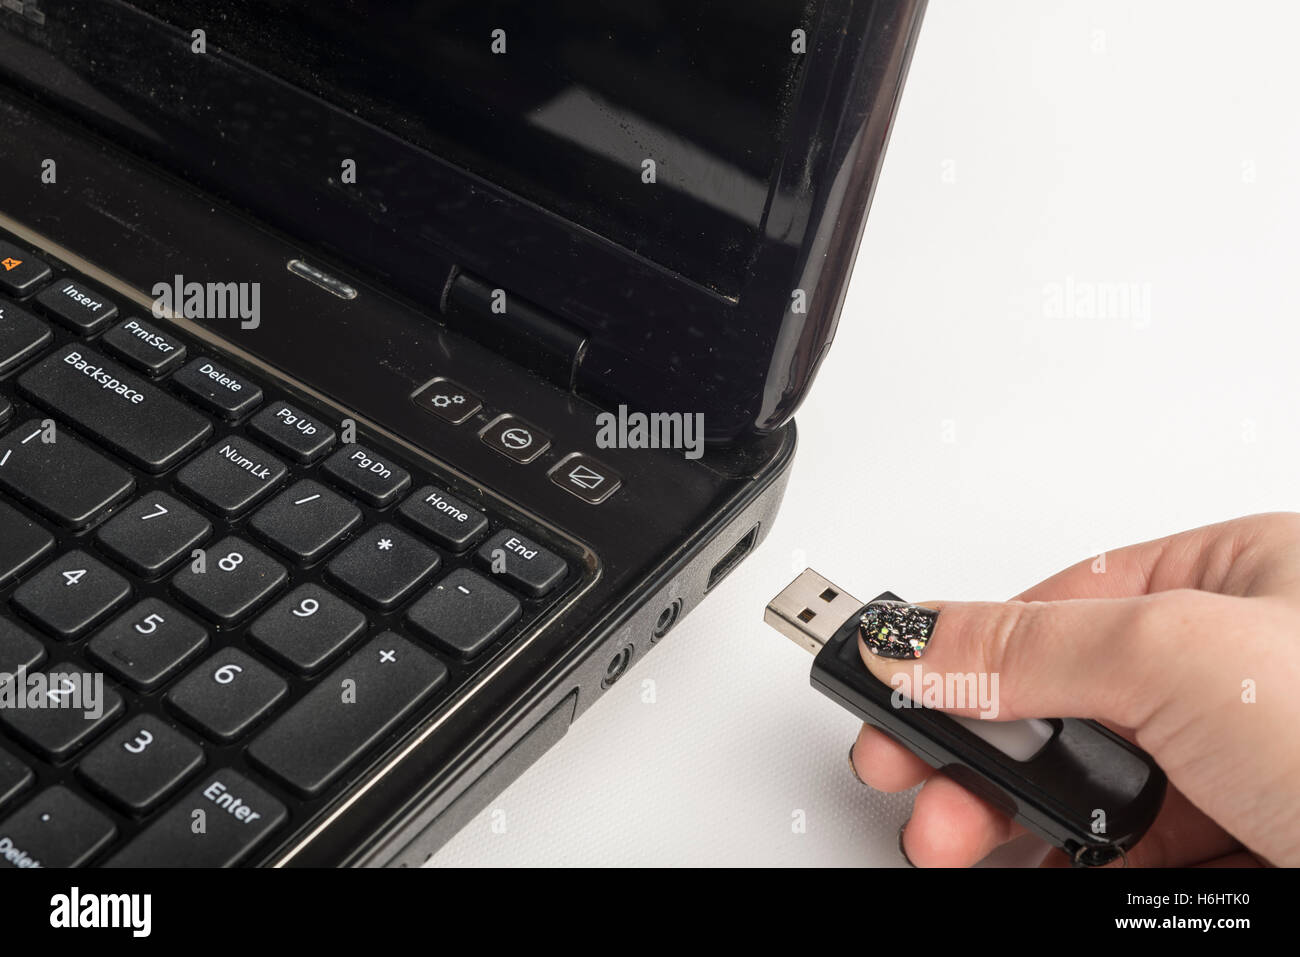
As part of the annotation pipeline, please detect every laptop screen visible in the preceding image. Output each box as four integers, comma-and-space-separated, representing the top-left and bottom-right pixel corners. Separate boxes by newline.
130, 0, 818, 298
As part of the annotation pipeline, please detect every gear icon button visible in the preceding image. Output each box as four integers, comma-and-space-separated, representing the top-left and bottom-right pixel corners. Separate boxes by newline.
416, 379, 483, 424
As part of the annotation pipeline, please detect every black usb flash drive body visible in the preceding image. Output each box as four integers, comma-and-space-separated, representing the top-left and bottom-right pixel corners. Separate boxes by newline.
766, 572, 1167, 866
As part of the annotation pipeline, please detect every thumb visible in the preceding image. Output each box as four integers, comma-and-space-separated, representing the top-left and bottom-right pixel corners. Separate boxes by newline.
857, 592, 1202, 729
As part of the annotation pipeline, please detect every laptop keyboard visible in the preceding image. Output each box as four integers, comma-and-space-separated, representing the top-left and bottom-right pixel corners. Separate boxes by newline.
0, 234, 580, 867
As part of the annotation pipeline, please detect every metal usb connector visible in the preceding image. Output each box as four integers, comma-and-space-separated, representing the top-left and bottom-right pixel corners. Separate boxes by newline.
762, 569, 862, 654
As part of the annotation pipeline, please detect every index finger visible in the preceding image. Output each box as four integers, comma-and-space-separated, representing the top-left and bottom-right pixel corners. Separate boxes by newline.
1011, 514, 1297, 603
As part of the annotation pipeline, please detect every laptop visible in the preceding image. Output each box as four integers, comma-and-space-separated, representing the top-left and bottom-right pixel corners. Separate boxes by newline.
0, 0, 925, 867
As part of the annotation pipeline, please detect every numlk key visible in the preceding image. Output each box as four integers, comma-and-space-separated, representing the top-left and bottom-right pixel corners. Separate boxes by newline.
176, 436, 287, 518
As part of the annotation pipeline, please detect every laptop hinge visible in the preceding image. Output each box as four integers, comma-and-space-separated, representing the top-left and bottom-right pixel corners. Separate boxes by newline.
442, 271, 587, 391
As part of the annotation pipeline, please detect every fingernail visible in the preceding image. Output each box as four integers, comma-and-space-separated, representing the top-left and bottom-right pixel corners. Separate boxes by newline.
898, 822, 916, 867
849, 743, 865, 785
859, 600, 939, 659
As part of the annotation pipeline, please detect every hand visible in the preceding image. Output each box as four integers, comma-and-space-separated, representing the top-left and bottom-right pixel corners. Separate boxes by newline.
850, 512, 1300, 867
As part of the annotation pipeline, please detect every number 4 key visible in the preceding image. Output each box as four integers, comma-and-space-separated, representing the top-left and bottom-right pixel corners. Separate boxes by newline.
12, 551, 131, 639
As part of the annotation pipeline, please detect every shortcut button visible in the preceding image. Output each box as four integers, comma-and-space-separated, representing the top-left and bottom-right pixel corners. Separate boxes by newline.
479, 414, 550, 464
548, 452, 621, 505
0, 241, 51, 298
413, 377, 482, 424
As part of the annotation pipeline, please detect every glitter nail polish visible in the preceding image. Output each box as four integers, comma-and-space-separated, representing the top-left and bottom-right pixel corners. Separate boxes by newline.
858, 600, 937, 659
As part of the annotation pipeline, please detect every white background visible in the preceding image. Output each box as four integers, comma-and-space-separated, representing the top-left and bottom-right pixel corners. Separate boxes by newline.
430, 0, 1300, 866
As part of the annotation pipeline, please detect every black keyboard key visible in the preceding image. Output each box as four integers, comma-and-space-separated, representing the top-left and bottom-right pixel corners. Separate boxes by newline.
0, 299, 52, 375
0, 241, 51, 298
248, 479, 360, 562
475, 529, 568, 597
0, 786, 116, 868
0, 617, 45, 678
248, 635, 447, 796
326, 523, 439, 609
78, 715, 204, 813
176, 436, 286, 518
12, 551, 130, 639
18, 345, 212, 472
86, 598, 209, 691
248, 584, 366, 674
34, 277, 117, 334
171, 357, 262, 419
407, 568, 522, 658
0, 748, 33, 812
101, 316, 187, 376
0, 662, 125, 760
321, 443, 410, 507
104, 770, 285, 867
171, 537, 287, 624
398, 485, 489, 551
0, 500, 52, 585
166, 649, 287, 742
0, 418, 135, 528
247, 401, 335, 463
95, 492, 211, 577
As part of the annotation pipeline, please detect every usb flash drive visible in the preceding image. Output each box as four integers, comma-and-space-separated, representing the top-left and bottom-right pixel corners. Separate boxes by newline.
765, 570, 1166, 866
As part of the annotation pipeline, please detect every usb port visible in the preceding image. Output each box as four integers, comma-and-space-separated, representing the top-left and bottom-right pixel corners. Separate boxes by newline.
706, 523, 759, 592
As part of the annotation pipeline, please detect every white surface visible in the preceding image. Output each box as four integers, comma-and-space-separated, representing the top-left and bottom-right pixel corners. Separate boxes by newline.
429, 0, 1300, 866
